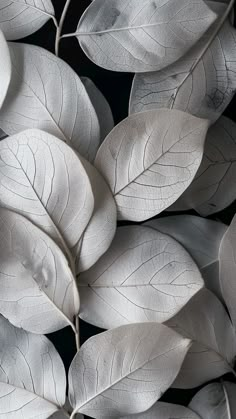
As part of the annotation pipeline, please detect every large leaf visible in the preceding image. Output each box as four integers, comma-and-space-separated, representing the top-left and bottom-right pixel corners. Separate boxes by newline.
166, 288, 236, 388
0, 0, 55, 40
68, 323, 191, 418
189, 382, 236, 419
145, 215, 227, 300
219, 214, 236, 331
76, 156, 117, 273
81, 77, 114, 142
78, 225, 203, 329
0, 129, 94, 264
0, 43, 100, 161
0, 208, 79, 334
120, 401, 200, 419
170, 117, 236, 215
0, 30, 11, 109
76, 0, 217, 73
95, 109, 209, 221
0, 315, 66, 418
129, 10, 236, 123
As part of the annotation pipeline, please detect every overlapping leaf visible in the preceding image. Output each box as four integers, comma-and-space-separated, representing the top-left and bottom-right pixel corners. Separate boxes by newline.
78, 225, 203, 329
68, 323, 191, 418
95, 109, 209, 221
0, 43, 100, 161
0, 315, 66, 418
76, 0, 217, 73
0, 30, 11, 109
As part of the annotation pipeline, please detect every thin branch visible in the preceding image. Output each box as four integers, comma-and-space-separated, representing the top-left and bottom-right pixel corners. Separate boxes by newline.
55, 0, 72, 56
75, 315, 80, 351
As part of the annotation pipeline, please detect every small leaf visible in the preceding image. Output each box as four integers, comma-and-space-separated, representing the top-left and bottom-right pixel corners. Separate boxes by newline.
170, 117, 236, 215
68, 323, 191, 418
0, 0, 55, 40
0, 315, 66, 418
95, 109, 209, 221
166, 289, 236, 388
0, 43, 100, 161
189, 382, 236, 419
81, 77, 114, 142
78, 225, 203, 329
0, 129, 94, 263
76, 156, 117, 273
0, 29, 11, 109
77, 0, 217, 73
0, 208, 79, 334
120, 401, 200, 419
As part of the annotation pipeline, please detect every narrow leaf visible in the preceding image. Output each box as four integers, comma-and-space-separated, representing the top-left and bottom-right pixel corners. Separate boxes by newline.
0, 0, 55, 40
120, 401, 200, 419
0, 29, 11, 109
0, 43, 100, 161
95, 109, 209, 221
69, 323, 191, 418
0, 208, 79, 334
78, 225, 203, 329
0, 315, 66, 418
166, 288, 236, 388
77, 0, 217, 73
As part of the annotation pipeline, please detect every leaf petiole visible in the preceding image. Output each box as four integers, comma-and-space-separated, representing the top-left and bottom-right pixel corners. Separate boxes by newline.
55, 0, 72, 56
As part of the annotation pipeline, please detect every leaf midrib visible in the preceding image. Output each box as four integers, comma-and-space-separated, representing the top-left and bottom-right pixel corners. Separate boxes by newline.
10, 0, 54, 19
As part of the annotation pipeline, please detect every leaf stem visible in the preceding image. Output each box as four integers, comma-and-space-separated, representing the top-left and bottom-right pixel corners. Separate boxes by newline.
55, 0, 72, 56
75, 315, 80, 351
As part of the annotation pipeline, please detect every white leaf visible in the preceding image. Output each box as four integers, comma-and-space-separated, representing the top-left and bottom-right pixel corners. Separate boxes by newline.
0, 0, 55, 40
78, 225, 203, 329
95, 109, 209, 221
0, 208, 79, 334
129, 12, 236, 123
0, 43, 100, 161
120, 401, 200, 419
81, 77, 114, 142
170, 117, 236, 215
68, 323, 191, 418
0, 315, 66, 418
166, 288, 236, 388
219, 214, 236, 331
76, 156, 117, 273
189, 382, 236, 419
145, 215, 226, 300
0, 30, 11, 109
0, 129, 94, 263
76, 0, 217, 73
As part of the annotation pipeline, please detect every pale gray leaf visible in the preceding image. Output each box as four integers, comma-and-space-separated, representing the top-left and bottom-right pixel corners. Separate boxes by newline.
130, 14, 236, 123
0, 208, 79, 334
0, 0, 55, 40
170, 117, 236, 215
69, 323, 191, 417
78, 225, 203, 329
76, 156, 117, 273
0, 43, 100, 161
81, 77, 114, 142
77, 0, 217, 73
0, 129, 94, 263
0, 315, 66, 418
120, 401, 200, 419
0, 30, 11, 109
166, 288, 236, 388
95, 109, 209, 222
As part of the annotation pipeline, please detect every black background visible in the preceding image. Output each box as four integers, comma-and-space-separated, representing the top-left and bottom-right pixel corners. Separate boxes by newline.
20, 1, 236, 416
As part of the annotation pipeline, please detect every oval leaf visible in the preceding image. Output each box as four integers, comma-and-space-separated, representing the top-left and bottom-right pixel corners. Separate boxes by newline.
76, 156, 117, 273
0, 208, 79, 334
81, 77, 114, 142
170, 116, 236, 215
120, 401, 200, 419
0, 129, 94, 262
0, 43, 100, 161
0, 315, 66, 418
0, 0, 55, 40
129, 15, 236, 123
77, 0, 216, 73
0, 30, 11, 109
166, 288, 236, 388
69, 323, 191, 418
95, 109, 209, 221
78, 225, 203, 329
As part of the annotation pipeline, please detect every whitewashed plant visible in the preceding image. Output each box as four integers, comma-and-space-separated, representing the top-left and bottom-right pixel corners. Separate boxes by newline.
0, 1, 235, 419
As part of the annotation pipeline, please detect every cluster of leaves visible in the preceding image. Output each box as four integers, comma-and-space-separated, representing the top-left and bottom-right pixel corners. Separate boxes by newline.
0, 0, 236, 418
